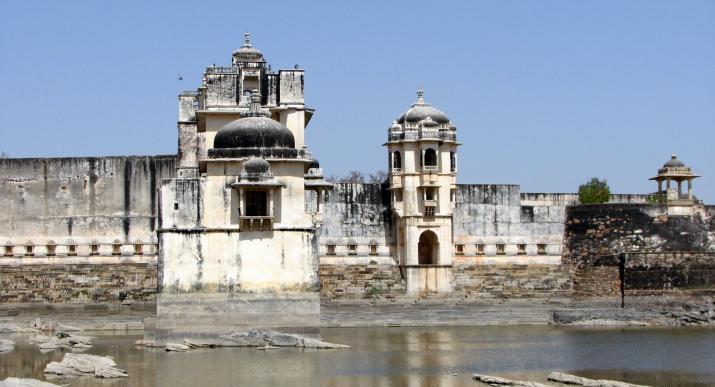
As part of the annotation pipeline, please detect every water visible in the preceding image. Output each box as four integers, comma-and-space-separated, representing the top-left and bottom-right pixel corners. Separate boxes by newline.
1, 326, 713, 386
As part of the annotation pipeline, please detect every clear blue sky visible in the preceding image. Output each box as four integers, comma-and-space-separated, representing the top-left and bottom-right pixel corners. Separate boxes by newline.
1, 1, 713, 201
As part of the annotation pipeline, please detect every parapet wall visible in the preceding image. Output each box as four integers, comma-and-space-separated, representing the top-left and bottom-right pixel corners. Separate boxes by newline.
563, 204, 715, 296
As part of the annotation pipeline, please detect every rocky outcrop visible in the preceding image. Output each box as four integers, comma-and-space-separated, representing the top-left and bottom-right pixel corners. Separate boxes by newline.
472, 374, 549, 387
28, 333, 93, 351
152, 329, 349, 351
0, 339, 15, 353
547, 372, 650, 387
43, 353, 127, 378
0, 378, 61, 387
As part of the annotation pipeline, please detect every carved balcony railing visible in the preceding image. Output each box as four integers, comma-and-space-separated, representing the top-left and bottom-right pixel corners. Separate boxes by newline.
389, 130, 456, 142
206, 66, 237, 74
422, 165, 438, 173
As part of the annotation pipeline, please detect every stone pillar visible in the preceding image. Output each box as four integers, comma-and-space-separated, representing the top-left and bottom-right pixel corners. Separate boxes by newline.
677, 180, 682, 197
658, 179, 662, 195
688, 179, 693, 200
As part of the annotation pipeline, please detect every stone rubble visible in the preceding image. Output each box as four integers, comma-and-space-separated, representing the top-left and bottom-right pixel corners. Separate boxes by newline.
0, 378, 61, 387
547, 372, 651, 387
164, 343, 190, 352
28, 332, 93, 351
43, 353, 127, 378
0, 339, 15, 353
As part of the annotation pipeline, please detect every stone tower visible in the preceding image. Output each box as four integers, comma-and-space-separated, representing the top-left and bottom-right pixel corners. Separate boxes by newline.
155, 35, 331, 343
385, 90, 459, 295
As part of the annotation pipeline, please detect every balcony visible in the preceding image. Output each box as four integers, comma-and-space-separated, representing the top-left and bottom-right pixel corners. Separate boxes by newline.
424, 200, 438, 208
422, 165, 438, 173
240, 216, 273, 231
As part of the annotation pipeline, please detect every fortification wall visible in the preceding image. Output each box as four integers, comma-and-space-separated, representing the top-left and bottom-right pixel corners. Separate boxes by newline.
563, 204, 715, 297
0, 155, 175, 303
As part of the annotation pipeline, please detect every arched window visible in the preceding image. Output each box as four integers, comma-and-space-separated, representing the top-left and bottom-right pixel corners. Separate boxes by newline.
67, 240, 77, 256
423, 148, 437, 170
25, 241, 34, 257
134, 240, 143, 255
392, 151, 402, 171
450, 152, 457, 172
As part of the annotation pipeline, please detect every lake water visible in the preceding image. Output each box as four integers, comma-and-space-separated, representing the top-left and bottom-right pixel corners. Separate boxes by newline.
1, 326, 714, 386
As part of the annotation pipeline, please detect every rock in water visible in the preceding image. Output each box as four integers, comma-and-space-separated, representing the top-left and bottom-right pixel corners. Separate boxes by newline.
29, 333, 93, 351
165, 343, 190, 352
547, 372, 651, 387
472, 373, 550, 387
218, 328, 349, 349
0, 378, 61, 387
43, 353, 127, 378
0, 339, 15, 353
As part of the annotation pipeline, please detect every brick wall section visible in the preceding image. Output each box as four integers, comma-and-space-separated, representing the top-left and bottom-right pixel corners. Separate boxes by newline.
319, 264, 405, 299
563, 204, 715, 296
452, 264, 572, 298
0, 263, 158, 303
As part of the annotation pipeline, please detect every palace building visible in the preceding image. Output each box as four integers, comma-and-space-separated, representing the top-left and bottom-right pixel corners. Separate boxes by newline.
1, 35, 711, 341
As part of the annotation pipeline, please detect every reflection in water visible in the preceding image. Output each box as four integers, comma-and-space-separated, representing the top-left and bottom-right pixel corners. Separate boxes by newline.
0, 326, 713, 387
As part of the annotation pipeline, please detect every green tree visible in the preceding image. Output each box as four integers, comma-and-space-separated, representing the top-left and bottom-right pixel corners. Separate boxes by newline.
578, 177, 611, 204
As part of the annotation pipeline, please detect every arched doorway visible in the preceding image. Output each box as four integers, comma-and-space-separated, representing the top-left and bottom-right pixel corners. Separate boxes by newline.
418, 230, 439, 265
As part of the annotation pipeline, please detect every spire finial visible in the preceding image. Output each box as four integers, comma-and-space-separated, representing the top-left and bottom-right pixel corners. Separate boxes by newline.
416, 89, 425, 104
243, 32, 252, 47
671, 153, 677, 159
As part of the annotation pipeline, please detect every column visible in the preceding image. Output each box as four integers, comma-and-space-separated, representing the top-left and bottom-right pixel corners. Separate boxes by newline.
658, 179, 662, 195
677, 180, 682, 197
687, 179, 693, 200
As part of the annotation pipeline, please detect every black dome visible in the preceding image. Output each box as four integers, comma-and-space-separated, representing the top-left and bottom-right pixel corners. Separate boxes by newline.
214, 117, 295, 149
243, 157, 271, 175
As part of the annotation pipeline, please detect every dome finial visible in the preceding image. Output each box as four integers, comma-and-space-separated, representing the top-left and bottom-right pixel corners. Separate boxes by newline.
671, 153, 678, 159
416, 89, 425, 104
243, 32, 252, 48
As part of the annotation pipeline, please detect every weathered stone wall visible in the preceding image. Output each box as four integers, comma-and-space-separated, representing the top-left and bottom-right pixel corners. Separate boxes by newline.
452, 259, 572, 298
0, 263, 157, 303
563, 204, 715, 296
0, 155, 174, 304
319, 264, 405, 300
0, 156, 177, 251
319, 183, 393, 256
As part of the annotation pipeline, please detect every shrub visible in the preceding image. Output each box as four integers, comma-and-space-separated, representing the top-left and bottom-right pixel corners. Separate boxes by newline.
578, 177, 611, 204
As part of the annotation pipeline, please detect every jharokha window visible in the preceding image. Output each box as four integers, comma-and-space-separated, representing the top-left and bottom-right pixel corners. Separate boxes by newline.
134, 243, 143, 255
475, 244, 484, 255
537, 244, 547, 255
46, 242, 56, 257
496, 243, 506, 255
4, 244, 13, 257
112, 242, 122, 256
68, 243, 77, 256
369, 243, 378, 255
455, 244, 464, 255
347, 244, 358, 255
326, 244, 336, 255
517, 244, 527, 255
90, 243, 99, 256
25, 243, 34, 257
245, 191, 268, 216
